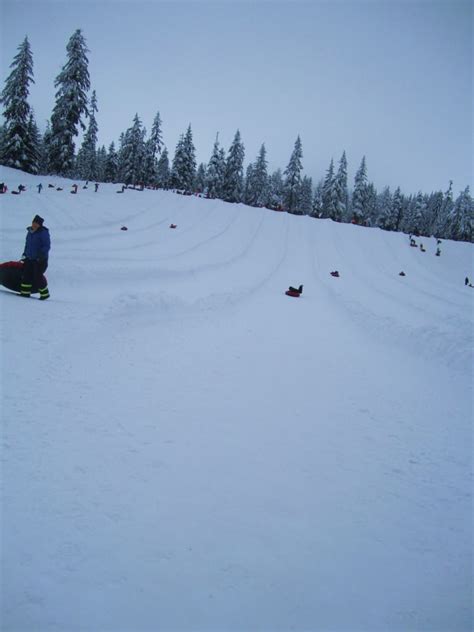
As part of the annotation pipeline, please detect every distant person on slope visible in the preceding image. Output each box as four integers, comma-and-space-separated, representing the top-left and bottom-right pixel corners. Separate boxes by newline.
20, 214, 51, 300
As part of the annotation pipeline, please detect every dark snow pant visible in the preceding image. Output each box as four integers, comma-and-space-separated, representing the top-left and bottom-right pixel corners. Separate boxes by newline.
21, 259, 49, 299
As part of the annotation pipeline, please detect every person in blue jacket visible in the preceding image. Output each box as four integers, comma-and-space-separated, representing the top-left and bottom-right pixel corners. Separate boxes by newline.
21, 214, 51, 299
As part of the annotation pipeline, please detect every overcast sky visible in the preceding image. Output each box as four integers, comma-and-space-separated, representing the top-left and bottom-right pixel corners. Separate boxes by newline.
1, 0, 472, 195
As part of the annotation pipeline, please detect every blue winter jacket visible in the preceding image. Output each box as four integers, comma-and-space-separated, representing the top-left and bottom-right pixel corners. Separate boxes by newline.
23, 226, 51, 261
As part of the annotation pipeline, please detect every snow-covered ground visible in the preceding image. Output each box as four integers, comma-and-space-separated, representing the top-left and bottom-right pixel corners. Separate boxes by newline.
1, 166, 472, 632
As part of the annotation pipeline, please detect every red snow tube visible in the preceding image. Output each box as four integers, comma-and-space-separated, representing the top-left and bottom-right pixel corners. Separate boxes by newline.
0, 261, 47, 294
285, 290, 301, 297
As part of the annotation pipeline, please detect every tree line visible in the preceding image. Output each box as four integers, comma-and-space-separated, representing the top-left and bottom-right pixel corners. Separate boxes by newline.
1, 31, 472, 243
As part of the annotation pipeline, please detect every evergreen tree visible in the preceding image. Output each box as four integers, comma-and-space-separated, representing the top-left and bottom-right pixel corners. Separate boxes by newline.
49, 29, 90, 175
171, 124, 196, 191
244, 163, 254, 205
299, 176, 313, 215
156, 147, 170, 188
25, 112, 41, 174
120, 114, 146, 184
206, 134, 225, 198
267, 169, 284, 209
76, 89, 98, 180
434, 181, 454, 237
95, 145, 107, 182
104, 142, 118, 182
149, 111, 163, 157
283, 135, 303, 213
223, 130, 245, 203
39, 121, 53, 173
404, 191, 426, 235
321, 158, 336, 219
351, 156, 369, 224
333, 151, 348, 221
245, 144, 269, 207
365, 182, 378, 226
391, 187, 405, 231
196, 163, 207, 193
376, 186, 394, 230
424, 191, 444, 236
142, 111, 164, 184
447, 186, 473, 242
311, 180, 324, 218
0, 36, 38, 172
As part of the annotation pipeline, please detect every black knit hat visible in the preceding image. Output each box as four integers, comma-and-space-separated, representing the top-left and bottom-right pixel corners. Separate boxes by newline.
33, 214, 44, 226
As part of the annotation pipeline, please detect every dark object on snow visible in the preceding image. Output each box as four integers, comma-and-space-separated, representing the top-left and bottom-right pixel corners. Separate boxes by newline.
465, 277, 470, 286
0, 261, 47, 294
289, 285, 303, 294
399, 271, 406, 276
286, 284, 303, 297
95, 183, 99, 192
121, 226, 128, 231
437, 239, 442, 245
48, 184, 55, 188
37, 183, 43, 193
0, 183, 6, 194
330, 271, 340, 277
436, 248, 441, 256
420, 244, 426, 252
11, 190, 20, 195
56, 187, 63, 191
170, 224, 177, 229
71, 184, 78, 194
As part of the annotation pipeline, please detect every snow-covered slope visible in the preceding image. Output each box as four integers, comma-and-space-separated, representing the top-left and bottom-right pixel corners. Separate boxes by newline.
1, 166, 472, 631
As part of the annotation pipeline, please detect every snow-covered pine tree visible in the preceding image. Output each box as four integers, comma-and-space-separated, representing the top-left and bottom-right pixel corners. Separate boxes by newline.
366, 182, 378, 226
104, 142, 118, 182
171, 125, 196, 191
0, 124, 5, 159
376, 186, 394, 230
142, 111, 164, 185
299, 176, 313, 215
76, 89, 98, 180
196, 163, 206, 193
267, 169, 284, 210
206, 134, 225, 198
333, 151, 348, 221
0, 36, 39, 172
311, 180, 324, 218
95, 145, 107, 182
391, 187, 405, 231
120, 114, 146, 185
223, 130, 245, 203
245, 144, 269, 207
321, 158, 336, 219
447, 186, 473, 242
283, 136, 303, 213
351, 156, 369, 224
404, 191, 426, 235
156, 147, 170, 188
26, 113, 41, 174
49, 29, 90, 175
39, 121, 53, 174
434, 181, 454, 238
244, 163, 254, 205
424, 191, 444, 236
